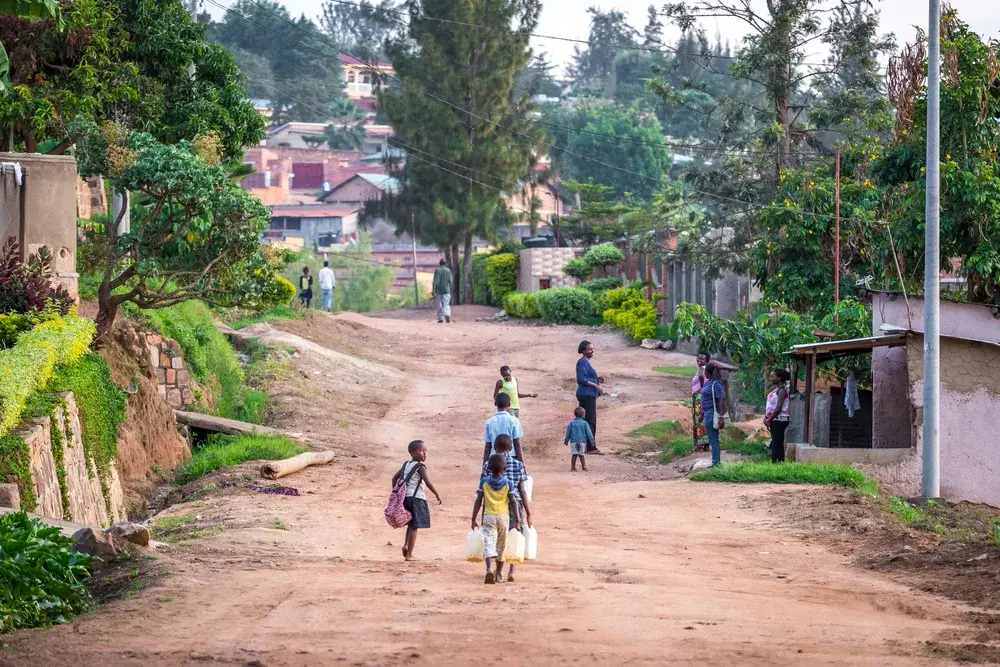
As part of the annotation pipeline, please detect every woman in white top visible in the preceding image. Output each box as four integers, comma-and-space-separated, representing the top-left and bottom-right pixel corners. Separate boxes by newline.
764, 369, 791, 463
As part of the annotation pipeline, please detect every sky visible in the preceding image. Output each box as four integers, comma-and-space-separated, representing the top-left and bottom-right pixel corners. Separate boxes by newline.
212, 0, 1000, 75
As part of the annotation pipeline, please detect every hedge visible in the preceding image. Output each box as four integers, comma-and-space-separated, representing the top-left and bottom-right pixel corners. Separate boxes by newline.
486, 253, 518, 306
0, 315, 95, 437
472, 253, 491, 305
503, 291, 539, 319
534, 287, 595, 325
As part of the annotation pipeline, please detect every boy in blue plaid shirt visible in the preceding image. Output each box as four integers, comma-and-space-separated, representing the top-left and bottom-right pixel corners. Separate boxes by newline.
481, 434, 532, 582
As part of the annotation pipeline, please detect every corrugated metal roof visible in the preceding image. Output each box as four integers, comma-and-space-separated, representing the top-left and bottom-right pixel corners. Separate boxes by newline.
270, 204, 358, 218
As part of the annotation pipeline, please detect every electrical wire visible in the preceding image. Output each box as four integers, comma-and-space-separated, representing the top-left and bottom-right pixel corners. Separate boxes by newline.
212, 0, 880, 226
219, 0, 832, 162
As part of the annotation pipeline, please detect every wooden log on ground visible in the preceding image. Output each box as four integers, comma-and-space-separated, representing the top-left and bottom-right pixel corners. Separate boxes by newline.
260, 451, 336, 480
175, 411, 285, 437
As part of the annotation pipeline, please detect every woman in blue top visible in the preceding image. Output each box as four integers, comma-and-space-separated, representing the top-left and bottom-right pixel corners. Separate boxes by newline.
701, 361, 728, 467
575, 340, 604, 455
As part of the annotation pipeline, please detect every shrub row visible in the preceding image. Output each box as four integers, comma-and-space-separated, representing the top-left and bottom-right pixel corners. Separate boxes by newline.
0, 315, 95, 437
504, 287, 595, 325
601, 287, 658, 341
472, 253, 491, 305
579, 277, 622, 292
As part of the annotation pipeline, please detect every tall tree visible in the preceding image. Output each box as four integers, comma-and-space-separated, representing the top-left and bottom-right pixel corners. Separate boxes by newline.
542, 101, 671, 200
208, 0, 343, 123
571, 7, 639, 98
642, 5, 664, 49
378, 0, 545, 304
320, 0, 396, 59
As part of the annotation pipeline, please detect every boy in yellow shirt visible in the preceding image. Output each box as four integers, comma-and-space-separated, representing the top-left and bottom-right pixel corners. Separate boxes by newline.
471, 454, 520, 584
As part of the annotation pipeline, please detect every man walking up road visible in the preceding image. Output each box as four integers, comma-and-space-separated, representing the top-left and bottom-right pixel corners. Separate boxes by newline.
319, 261, 336, 312
432, 258, 452, 323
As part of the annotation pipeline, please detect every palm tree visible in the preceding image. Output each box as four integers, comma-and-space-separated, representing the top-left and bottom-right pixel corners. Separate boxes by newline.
324, 98, 368, 150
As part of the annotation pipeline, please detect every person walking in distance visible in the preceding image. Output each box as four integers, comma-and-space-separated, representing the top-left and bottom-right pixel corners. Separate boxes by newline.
432, 258, 452, 323
493, 365, 537, 420
318, 261, 336, 312
298, 267, 314, 309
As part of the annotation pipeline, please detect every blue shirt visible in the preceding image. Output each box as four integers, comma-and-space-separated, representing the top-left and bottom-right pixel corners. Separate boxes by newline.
701, 380, 725, 415
484, 410, 524, 453
565, 417, 595, 445
576, 357, 600, 397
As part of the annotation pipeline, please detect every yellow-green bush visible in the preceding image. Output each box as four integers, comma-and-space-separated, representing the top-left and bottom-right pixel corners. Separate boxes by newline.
603, 288, 658, 341
486, 253, 518, 305
0, 315, 95, 437
503, 291, 539, 319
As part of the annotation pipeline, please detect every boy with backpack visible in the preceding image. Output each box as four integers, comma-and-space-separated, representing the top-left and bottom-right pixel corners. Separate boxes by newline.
390, 440, 442, 561
472, 454, 520, 584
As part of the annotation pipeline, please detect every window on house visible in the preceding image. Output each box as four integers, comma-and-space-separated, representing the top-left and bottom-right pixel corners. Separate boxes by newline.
361, 73, 371, 84
285, 219, 302, 231
269, 219, 284, 230
348, 72, 356, 83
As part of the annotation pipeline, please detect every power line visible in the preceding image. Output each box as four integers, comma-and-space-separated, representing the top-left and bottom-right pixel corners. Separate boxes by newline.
219, 0, 830, 162
214, 0, 877, 226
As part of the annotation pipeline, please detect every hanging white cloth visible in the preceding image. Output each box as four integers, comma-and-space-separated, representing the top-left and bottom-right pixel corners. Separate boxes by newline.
845, 372, 861, 418
0, 162, 23, 185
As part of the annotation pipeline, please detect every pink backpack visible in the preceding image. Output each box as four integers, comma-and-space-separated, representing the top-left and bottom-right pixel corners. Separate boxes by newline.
385, 462, 423, 529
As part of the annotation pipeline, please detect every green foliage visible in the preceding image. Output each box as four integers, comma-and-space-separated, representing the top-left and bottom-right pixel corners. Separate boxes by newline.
503, 291, 539, 320
472, 253, 491, 305
542, 101, 671, 200
0, 315, 94, 437
486, 253, 519, 306
141, 301, 262, 424
0, 434, 36, 512
229, 303, 304, 330
48, 353, 126, 491
0, 511, 93, 633
562, 258, 592, 281
671, 299, 872, 405
886, 496, 928, 525
73, 122, 278, 343
602, 288, 657, 341
0, 240, 73, 319
22, 393, 71, 516
579, 277, 622, 292
583, 244, 625, 272
533, 287, 595, 325
174, 434, 307, 485
691, 462, 879, 493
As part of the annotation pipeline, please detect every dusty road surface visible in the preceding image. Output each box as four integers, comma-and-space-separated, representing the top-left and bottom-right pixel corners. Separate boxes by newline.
0, 307, 978, 666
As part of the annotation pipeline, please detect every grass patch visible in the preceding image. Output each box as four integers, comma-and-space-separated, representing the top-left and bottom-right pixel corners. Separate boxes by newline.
653, 366, 699, 377
628, 420, 685, 440
690, 461, 879, 495
628, 420, 768, 464
174, 434, 307, 485
229, 303, 304, 330
721, 439, 769, 461
269, 519, 287, 530
151, 514, 224, 543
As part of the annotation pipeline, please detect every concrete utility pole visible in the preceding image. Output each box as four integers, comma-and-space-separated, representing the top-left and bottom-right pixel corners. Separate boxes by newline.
834, 151, 841, 321
411, 212, 420, 306
922, 0, 941, 500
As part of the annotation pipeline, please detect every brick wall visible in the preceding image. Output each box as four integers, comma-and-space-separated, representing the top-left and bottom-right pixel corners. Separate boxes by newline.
517, 247, 578, 292
143, 334, 194, 408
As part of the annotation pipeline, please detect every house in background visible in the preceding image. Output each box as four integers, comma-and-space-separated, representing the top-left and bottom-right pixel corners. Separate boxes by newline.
785, 292, 1000, 508
506, 180, 570, 241
338, 54, 394, 100
317, 173, 400, 207
265, 204, 359, 249
242, 148, 387, 205
266, 121, 393, 155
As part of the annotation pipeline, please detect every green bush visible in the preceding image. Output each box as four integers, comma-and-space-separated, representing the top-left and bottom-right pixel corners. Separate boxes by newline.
503, 291, 539, 319
562, 258, 592, 281
0, 315, 95, 437
533, 287, 595, 324
486, 253, 518, 305
583, 244, 624, 273
579, 277, 622, 292
175, 434, 307, 484
0, 511, 93, 633
602, 288, 658, 340
48, 353, 127, 493
472, 253, 491, 305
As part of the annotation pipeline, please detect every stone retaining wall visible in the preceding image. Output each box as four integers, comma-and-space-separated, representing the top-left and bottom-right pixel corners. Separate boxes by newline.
16, 392, 125, 527
143, 333, 195, 408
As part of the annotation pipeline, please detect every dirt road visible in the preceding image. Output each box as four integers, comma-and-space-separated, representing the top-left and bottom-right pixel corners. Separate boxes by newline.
1, 307, 974, 666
